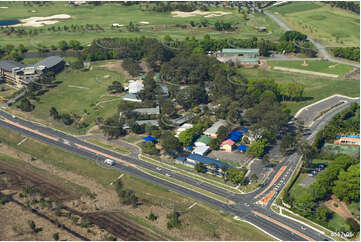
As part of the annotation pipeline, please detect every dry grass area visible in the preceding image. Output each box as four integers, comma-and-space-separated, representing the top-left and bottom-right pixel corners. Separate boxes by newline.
97, 60, 132, 79
171, 10, 232, 18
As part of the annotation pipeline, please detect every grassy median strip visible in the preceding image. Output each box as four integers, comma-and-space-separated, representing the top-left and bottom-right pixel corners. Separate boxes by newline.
136, 165, 230, 204
139, 154, 241, 194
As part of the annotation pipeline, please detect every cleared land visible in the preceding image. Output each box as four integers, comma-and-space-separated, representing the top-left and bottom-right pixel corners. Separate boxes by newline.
269, 2, 360, 46
0, 2, 284, 48
0, 126, 275, 241
267, 60, 355, 75
237, 67, 360, 114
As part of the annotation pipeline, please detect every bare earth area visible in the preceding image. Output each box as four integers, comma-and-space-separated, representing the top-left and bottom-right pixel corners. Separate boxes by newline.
324, 195, 359, 224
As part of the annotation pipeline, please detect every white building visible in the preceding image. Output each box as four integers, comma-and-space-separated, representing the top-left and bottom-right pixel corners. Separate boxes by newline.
203, 120, 228, 138
192, 146, 210, 156
175, 123, 193, 137
128, 80, 144, 94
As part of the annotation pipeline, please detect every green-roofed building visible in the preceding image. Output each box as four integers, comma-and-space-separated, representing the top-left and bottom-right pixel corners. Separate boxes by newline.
194, 135, 212, 147
221, 48, 260, 64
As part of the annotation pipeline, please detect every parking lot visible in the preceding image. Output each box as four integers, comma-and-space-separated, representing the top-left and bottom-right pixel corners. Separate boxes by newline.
295, 95, 357, 127
208, 150, 251, 166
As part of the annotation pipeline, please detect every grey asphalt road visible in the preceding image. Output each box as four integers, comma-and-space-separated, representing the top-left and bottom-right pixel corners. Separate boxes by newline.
265, 11, 360, 68
0, 107, 342, 241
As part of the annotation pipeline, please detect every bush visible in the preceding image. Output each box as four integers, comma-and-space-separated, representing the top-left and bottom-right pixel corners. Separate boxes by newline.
53, 232, 59, 241
147, 211, 158, 221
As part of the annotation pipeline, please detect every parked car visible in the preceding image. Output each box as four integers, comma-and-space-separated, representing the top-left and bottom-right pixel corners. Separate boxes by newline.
104, 159, 114, 166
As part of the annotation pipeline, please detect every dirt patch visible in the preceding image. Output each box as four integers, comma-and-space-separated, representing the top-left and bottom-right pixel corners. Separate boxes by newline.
98, 60, 131, 79
171, 10, 232, 18
14, 14, 71, 27
324, 195, 358, 223
344, 68, 360, 80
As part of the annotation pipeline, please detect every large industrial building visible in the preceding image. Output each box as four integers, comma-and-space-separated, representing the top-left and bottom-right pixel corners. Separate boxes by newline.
0, 56, 65, 88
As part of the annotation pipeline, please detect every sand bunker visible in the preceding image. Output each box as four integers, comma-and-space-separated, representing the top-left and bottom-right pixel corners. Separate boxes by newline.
0, 6, 9, 9
171, 10, 231, 18
112, 23, 124, 27
139, 21, 150, 24
14, 14, 71, 27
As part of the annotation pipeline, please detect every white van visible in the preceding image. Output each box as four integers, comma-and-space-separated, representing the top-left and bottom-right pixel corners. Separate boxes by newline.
104, 159, 114, 166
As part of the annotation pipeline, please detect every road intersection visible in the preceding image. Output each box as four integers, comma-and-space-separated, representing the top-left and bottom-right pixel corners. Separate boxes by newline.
0, 95, 359, 241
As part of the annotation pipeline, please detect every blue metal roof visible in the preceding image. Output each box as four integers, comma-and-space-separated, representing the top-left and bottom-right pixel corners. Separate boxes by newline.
229, 135, 241, 142
176, 156, 186, 162
231, 131, 243, 137
237, 145, 248, 151
241, 127, 248, 132
142, 136, 157, 142
188, 154, 232, 168
185, 145, 193, 150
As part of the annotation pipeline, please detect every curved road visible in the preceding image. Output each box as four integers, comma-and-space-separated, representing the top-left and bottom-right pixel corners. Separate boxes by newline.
265, 11, 360, 68
0, 96, 358, 241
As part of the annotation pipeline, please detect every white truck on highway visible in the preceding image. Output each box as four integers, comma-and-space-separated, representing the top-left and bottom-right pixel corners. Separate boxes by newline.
104, 158, 114, 166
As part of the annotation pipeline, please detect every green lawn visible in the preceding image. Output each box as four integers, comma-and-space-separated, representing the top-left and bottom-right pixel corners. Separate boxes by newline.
269, 2, 360, 46
328, 213, 350, 232
238, 67, 360, 114
268, 60, 355, 75
0, 2, 284, 49
9, 63, 126, 134
348, 202, 360, 217
288, 173, 310, 201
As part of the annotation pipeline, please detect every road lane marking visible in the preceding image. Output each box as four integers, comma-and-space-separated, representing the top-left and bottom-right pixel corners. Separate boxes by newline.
255, 166, 287, 199
251, 210, 315, 241
75, 143, 137, 168
258, 189, 276, 206
3, 119, 59, 142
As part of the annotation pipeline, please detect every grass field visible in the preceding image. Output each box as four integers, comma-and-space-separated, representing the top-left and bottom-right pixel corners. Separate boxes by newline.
0, 2, 284, 49
238, 67, 360, 114
321, 143, 360, 158
9, 63, 126, 134
267, 60, 355, 75
269, 2, 360, 46
0, 125, 275, 241
288, 173, 310, 201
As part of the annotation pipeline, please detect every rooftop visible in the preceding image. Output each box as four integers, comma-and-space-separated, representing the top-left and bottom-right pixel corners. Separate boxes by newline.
192, 146, 210, 155
136, 120, 159, 126
204, 120, 227, 135
142, 136, 157, 142
0, 60, 25, 72
133, 106, 160, 115
34, 56, 64, 69
195, 135, 212, 145
221, 139, 235, 146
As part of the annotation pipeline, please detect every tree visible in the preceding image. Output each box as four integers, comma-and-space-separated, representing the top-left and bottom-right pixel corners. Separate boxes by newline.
316, 206, 332, 223
209, 138, 220, 150
246, 140, 266, 157
166, 210, 181, 229
53, 232, 59, 241
108, 81, 124, 94
49, 107, 60, 120
147, 211, 158, 221
297, 141, 315, 168
194, 162, 207, 173
131, 123, 145, 134
160, 131, 181, 156
142, 141, 158, 155
220, 164, 229, 180
332, 163, 360, 203
280, 134, 297, 154
61, 113, 73, 126
100, 116, 125, 139
216, 125, 229, 142
226, 168, 247, 185
28, 220, 36, 232
58, 40, 68, 51
71, 58, 84, 69
19, 98, 34, 112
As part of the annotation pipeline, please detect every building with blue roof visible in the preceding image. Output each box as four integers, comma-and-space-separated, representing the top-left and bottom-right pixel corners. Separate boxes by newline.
142, 136, 157, 142
241, 127, 248, 132
237, 145, 248, 152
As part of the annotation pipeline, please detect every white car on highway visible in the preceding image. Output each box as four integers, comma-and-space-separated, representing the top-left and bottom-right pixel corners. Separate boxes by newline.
104, 159, 114, 166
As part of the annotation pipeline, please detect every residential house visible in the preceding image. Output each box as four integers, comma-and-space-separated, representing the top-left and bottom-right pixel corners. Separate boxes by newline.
192, 146, 210, 156
220, 139, 235, 152
194, 135, 212, 147
203, 120, 228, 138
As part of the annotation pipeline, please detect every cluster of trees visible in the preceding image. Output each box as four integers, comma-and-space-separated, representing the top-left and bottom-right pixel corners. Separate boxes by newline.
18, 98, 34, 112
99, 116, 126, 138
107, 81, 124, 94
114, 180, 138, 208
57, 40, 83, 51
332, 47, 360, 61
146, 1, 207, 13
126, 21, 139, 32
0, 43, 27, 61
214, 21, 235, 32
325, 1, 360, 14
122, 58, 142, 76
166, 210, 181, 230
313, 103, 360, 150
225, 167, 248, 185
189, 19, 209, 28
49, 107, 75, 126
178, 123, 204, 146
141, 141, 158, 155
288, 154, 359, 231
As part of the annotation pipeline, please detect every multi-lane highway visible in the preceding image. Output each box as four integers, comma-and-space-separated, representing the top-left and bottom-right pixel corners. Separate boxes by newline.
0, 96, 358, 241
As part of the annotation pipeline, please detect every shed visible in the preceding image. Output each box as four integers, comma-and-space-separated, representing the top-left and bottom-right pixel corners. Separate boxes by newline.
122, 93, 142, 102
142, 136, 157, 142
203, 120, 227, 138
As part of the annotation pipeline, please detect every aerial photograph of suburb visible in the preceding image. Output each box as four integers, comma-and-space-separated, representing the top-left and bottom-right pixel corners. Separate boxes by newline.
0, 0, 359, 241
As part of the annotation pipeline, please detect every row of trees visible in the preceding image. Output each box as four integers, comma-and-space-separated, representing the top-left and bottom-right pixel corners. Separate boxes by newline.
49, 107, 74, 126
325, 1, 360, 14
